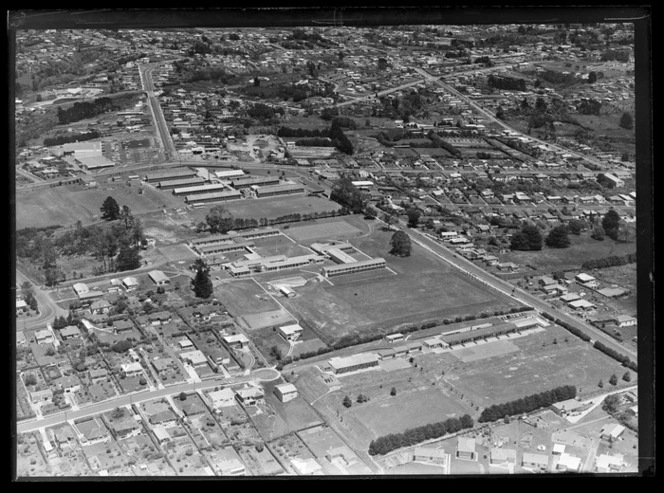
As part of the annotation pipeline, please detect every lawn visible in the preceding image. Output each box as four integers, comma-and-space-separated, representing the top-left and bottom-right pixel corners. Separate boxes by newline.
282, 217, 364, 243
215, 279, 281, 316
251, 235, 312, 258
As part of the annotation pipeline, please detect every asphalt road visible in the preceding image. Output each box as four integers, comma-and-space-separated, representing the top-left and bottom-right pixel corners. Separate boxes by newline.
139, 63, 178, 161
404, 225, 637, 360
15, 269, 69, 331
16, 367, 280, 434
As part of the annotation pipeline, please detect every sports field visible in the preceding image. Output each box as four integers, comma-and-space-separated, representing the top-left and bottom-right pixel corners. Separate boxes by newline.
192, 195, 343, 222
350, 388, 470, 437
16, 182, 184, 229
251, 234, 311, 258
442, 324, 632, 406
286, 220, 363, 242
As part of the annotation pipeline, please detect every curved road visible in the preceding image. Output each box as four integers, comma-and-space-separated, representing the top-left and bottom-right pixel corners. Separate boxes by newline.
16, 269, 68, 331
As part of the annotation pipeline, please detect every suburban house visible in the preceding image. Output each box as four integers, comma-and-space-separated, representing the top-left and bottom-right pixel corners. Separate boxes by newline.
148, 270, 170, 286
413, 447, 447, 464
121, 362, 144, 378
152, 426, 172, 445
178, 337, 195, 350
30, 388, 53, 404
75, 417, 110, 446
59, 325, 81, 341
180, 349, 208, 368
278, 323, 304, 343
326, 446, 358, 468
568, 299, 596, 311
35, 329, 55, 344
148, 311, 173, 326
522, 452, 549, 471
88, 368, 109, 384
456, 437, 477, 460
615, 315, 637, 327
208, 388, 236, 409
113, 319, 135, 334
223, 333, 249, 350
180, 398, 206, 417
575, 273, 599, 289
273, 383, 299, 403
121, 277, 140, 291
556, 453, 581, 472
552, 443, 566, 456
143, 401, 179, 427
151, 357, 176, 375
215, 447, 246, 476
78, 290, 104, 305
192, 304, 218, 321
107, 413, 141, 439
235, 385, 264, 407
16, 299, 28, 315
72, 282, 90, 297
600, 423, 626, 442
595, 453, 624, 473
89, 299, 112, 316
489, 447, 517, 465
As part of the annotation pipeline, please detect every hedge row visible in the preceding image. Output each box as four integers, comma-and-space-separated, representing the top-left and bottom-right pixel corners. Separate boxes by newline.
594, 341, 638, 372
581, 252, 637, 271
368, 414, 474, 456
555, 318, 592, 342
478, 385, 577, 423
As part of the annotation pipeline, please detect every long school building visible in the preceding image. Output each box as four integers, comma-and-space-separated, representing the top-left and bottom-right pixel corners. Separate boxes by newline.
328, 353, 380, 374
158, 176, 206, 190
189, 229, 281, 249
144, 168, 197, 183
184, 190, 242, 205
322, 258, 386, 278
173, 183, 230, 196
230, 176, 280, 189
254, 183, 305, 198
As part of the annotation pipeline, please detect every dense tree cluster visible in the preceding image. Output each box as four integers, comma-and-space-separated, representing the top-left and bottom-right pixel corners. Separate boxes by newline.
368, 415, 474, 455
581, 252, 636, 271
389, 230, 412, 257
619, 112, 634, 130
536, 70, 577, 86
478, 385, 577, 423
57, 97, 116, 125
577, 98, 602, 116
192, 264, 214, 299
510, 224, 543, 251
330, 177, 367, 213
43, 130, 101, 147
100, 196, 121, 221
601, 209, 621, 240
600, 49, 631, 62
545, 225, 571, 248
488, 74, 527, 91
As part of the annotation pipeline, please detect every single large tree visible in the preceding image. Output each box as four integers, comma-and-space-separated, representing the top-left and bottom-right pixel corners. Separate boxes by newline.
192, 265, 213, 299
115, 245, 141, 272
602, 209, 621, 240
120, 205, 134, 229
390, 230, 412, 257
100, 196, 121, 221
406, 208, 421, 228
619, 111, 633, 130
545, 225, 571, 248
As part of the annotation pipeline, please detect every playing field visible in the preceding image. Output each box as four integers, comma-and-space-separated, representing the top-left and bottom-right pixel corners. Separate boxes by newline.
285, 220, 363, 242
214, 279, 280, 316
193, 195, 343, 222
251, 234, 311, 258
443, 324, 632, 406
16, 182, 184, 229
350, 388, 471, 437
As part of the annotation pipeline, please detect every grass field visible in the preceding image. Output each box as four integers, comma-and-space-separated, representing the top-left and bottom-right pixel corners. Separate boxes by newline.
280, 217, 519, 343
286, 220, 363, 243
251, 234, 311, 258
351, 388, 471, 437
441, 324, 633, 406
16, 181, 184, 229
189, 195, 343, 223
497, 232, 636, 273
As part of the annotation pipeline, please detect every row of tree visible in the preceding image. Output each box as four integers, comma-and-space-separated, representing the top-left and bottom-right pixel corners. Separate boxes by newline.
43, 130, 101, 147
368, 415, 474, 456
593, 341, 638, 372
56, 97, 116, 125
478, 385, 577, 423
427, 131, 462, 157
581, 252, 637, 271
203, 206, 343, 235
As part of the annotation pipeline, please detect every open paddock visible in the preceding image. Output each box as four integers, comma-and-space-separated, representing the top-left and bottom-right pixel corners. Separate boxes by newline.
155, 244, 198, 264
